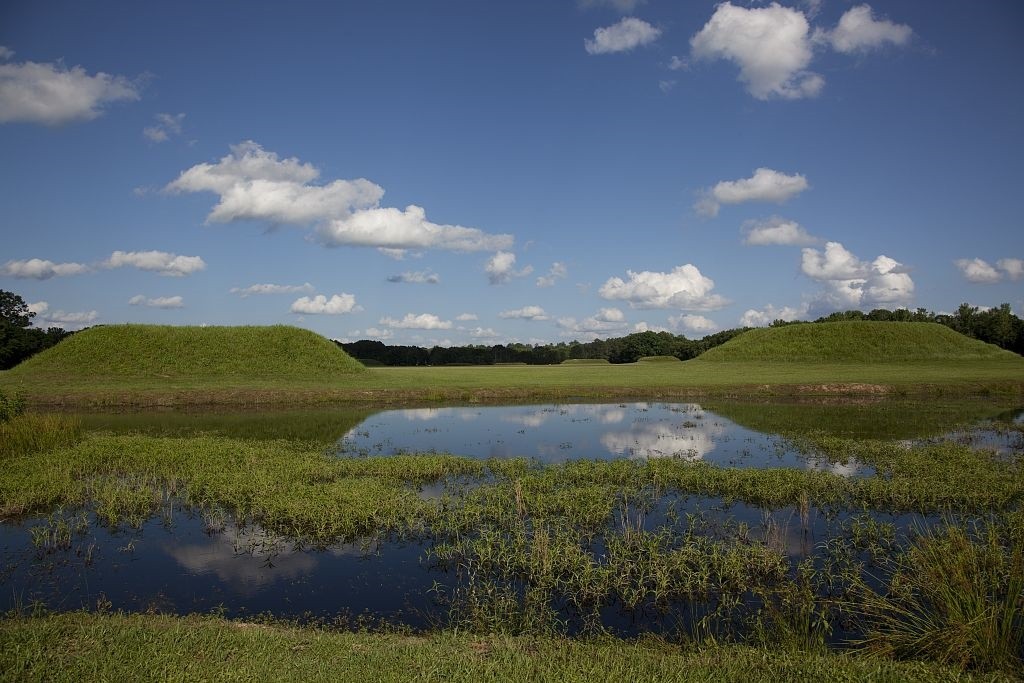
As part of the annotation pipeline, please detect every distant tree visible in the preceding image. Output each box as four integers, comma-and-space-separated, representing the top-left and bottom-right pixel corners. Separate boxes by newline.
0, 290, 34, 328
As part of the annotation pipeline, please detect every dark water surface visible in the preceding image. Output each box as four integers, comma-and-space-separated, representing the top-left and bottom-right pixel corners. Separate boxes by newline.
6, 398, 1020, 632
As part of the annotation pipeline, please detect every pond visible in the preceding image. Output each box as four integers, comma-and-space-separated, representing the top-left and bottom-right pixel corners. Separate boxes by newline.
4, 398, 1022, 639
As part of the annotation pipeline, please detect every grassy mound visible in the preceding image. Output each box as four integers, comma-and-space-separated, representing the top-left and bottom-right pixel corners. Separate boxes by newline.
561, 359, 611, 365
698, 322, 1015, 363
637, 355, 681, 363
4, 324, 366, 380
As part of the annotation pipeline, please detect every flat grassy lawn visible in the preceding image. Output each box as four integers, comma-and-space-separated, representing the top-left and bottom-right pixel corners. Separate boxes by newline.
4, 357, 1023, 406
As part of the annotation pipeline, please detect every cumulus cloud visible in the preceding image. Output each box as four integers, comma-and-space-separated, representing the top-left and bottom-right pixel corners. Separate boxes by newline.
103, 250, 206, 277
456, 313, 478, 321
290, 293, 361, 315
955, 258, 1002, 284
997, 258, 1024, 281
802, 242, 914, 313
358, 327, 394, 340
499, 306, 550, 321
670, 314, 718, 335
585, 17, 661, 55
128, 295, 184, 308
0, 56, 140, 125
387, 270, 439, 284
166, 141, 512, 253
28, 302, 98, 328
816, 5, 912, 54
742, 216, 818, 246
1, 258, 90, 279
801, 241, 868, 280
486, 251, 533, 284
739, 303, 808, 327
696, 168, 809, 217
230, 282, 314, 297
143, 112, 185, 143
667, 55, 688, 71
558, 307, 629, 337
690, 2, 823, 100
598, 264, 729, 311
536, 262, 568, 288
379, 313, 453, 330
469, 327, 499, 339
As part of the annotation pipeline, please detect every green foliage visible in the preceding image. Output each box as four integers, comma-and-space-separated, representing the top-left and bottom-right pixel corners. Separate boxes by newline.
699, 322, 1014, 363
0, 389, 26, 421
5, 324, 366, 380
0, 289, 34, 328
850, 520, 1024, 673
2, 613, 1000, 683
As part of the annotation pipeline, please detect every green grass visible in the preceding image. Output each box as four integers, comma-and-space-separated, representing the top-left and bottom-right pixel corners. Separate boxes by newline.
4, 324, 365, 381
561, 359, 611, 365
699, 322, 1015, 363
2, 612, 1012, 682
637, 355, 681, 363
3, 322, 1022, 406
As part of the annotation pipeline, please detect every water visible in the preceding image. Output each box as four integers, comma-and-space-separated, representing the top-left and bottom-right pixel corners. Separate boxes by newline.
7, 398, 1020, 633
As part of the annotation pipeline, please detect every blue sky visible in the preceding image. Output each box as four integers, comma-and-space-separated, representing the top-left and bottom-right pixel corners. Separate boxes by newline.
1, 0, 1022, 346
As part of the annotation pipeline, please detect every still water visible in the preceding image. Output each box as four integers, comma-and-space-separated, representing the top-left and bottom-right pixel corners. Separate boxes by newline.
5, 399, 1021, 632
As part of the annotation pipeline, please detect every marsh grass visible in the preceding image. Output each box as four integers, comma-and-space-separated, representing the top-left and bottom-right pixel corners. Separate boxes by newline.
849, 520, 1024, 673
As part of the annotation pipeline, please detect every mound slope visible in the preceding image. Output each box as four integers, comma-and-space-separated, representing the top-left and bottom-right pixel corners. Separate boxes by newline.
698, 322, 1015, 363
6, 325, 366, 379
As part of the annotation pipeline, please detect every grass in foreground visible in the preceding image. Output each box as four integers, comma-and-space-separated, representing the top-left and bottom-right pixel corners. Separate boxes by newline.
2, 612, 1013, 683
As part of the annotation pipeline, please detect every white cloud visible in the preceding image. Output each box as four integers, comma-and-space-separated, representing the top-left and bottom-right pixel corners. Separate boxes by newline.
667, 55, 688, 71
469, 327, 499, 339
740, 303, 808, 327
997, 258, 1024, 281
143, 112, 185, 143
585, 17, 661, 55
103, 250, 206, 277
801, 241, 868, 280
359, 327, 394, 340
290, 293, 361, 315
128, 295, 184, 309
598, 264, 729, 310
456, 313, 478, 321
955, 258, 1002, 284
486, 251, 533, 284
658, 80, 676, 94
387, 270, 440, 284
1, 258, 90, 279
230, 282, 314, 297
670, 314, 718, 334
0, 47, 14, 61
803, 243, 914, 312
320, 205, 513, 252
499, 306, 550, 321
28, 302, 98, 329
696, 168, 809, 217
379, 313, 453, 330
558, 307, 629, 337
167, 141, 512, 253
690, 2, 823, 100
742, 216, 818, 246
0, 57, 140, 125
632, 321, 670, 333
816, 5, 912, 54
536, 262, 568, 288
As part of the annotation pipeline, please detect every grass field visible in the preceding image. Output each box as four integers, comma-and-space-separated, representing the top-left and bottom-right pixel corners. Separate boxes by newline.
5, 612, 1015, 683
2, 322, 1022, 406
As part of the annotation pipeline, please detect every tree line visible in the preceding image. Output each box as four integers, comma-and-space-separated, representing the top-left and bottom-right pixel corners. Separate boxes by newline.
1, 288, 1021, 370
341, 304, 1024, 366
0, 290, 73, 370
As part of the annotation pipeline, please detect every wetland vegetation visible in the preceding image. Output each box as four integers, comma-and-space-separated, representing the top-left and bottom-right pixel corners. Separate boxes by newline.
2, 322, 1023, 679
